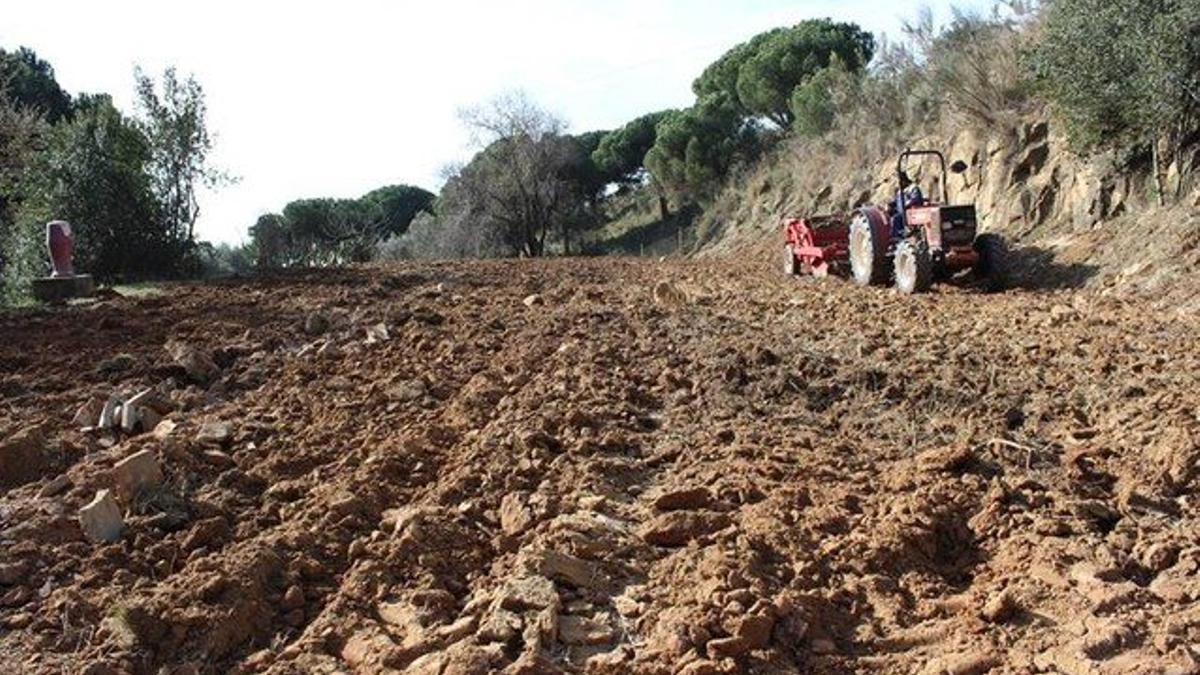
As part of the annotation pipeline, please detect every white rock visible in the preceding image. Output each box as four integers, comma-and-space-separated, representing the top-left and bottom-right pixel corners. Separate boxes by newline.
365, 323, 390, 344
151, 419, 177, 440
79, 490, 124, 543
98, 397, 123, 430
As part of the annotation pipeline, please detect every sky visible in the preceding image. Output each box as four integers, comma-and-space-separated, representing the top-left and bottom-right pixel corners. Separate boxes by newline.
2, 0, 989, 244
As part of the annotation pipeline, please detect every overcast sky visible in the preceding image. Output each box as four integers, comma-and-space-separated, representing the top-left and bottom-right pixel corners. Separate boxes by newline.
2, 1, 988, 244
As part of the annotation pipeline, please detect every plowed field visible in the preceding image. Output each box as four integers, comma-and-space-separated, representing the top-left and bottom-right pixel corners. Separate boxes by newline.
1, 258, 1198, 674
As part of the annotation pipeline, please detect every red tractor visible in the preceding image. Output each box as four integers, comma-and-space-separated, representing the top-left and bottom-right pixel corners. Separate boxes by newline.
783, 149, 1006, 293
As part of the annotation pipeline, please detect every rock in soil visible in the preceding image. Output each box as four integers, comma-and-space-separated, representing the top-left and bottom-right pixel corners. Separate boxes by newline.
112, 449, 164, 499
196, 421, 232, 446
165, 340, 221, 384
78, 490, 124, 543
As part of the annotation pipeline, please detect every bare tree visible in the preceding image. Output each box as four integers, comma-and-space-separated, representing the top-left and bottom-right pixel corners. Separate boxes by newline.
445, 91, 578, 257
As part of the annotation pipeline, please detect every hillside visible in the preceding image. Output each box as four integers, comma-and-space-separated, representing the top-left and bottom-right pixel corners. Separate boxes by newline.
690, 111, 1200, 305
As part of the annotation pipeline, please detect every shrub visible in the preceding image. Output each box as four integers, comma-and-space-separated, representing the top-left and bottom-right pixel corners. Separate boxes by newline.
1032, 0, 1200, 201
904, 7, 1036, 127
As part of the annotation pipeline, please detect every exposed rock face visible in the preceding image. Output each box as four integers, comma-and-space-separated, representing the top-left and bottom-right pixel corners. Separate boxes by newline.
701, 112, 1200, 298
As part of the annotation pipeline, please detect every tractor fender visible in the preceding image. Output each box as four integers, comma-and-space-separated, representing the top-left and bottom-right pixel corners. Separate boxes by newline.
856, 206, 891, 249
849, 206, 893, 287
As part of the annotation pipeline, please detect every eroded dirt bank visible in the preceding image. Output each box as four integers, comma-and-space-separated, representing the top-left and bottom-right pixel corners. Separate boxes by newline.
1, 258, 1198, 674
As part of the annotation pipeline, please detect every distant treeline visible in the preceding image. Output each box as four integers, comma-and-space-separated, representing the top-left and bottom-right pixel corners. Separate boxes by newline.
355, 18, 881, 262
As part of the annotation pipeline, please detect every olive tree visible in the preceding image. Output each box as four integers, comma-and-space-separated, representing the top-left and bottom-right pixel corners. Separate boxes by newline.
1033, 0, 1200, 203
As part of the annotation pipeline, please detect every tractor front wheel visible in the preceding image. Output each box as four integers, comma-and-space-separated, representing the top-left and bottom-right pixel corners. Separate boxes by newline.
973, 233, 1009, 292
849, 211, 889, 287
784, 245, 799, 277
894, 240, 933, 295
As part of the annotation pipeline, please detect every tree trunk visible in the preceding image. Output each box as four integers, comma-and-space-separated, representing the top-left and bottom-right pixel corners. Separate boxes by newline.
1152, 137, 1167, 208
653, 180, 671, 221
1171, 122, 1185, 201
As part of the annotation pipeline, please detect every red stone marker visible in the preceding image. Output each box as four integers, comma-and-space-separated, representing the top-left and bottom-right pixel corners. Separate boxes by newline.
46, 220, 76, 277
31, 220, 94, 302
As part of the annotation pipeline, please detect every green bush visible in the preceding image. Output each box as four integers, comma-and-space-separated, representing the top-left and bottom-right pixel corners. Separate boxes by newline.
1032, 0, 1199, 200
0, 88, 45, 303
0, 217, 41, 304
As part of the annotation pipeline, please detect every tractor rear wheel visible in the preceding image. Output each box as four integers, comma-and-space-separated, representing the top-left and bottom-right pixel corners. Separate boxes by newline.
973, 233, 1009, 292
894, 240, 933, 295
784, 245, 799, 276
849, 211, 889, 286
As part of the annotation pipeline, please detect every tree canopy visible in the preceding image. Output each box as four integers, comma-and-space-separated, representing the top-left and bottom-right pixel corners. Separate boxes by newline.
0, 47, 72, 123
592, 110, 675, 185
644, 93, 754, 202
693, 29, 785, 108
638, 19, 873, 201
694, 20, 874, 127
561, 129, 609, 206
361, 184, 437, 239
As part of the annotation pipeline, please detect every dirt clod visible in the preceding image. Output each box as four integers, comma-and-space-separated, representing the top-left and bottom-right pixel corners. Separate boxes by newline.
639, 511, 732, 547
0, 426, 47, 489
652, 487, 712, 512
981, 589, 1017, 623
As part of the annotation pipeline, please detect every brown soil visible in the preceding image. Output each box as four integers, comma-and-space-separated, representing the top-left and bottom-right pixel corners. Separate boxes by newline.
1, 258, 1198, 674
